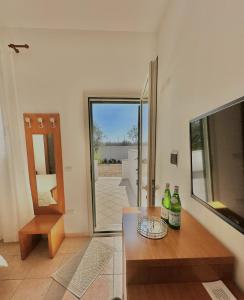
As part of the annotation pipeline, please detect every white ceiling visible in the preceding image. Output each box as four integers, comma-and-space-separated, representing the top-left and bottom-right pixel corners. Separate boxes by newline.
0, 0, 168, 32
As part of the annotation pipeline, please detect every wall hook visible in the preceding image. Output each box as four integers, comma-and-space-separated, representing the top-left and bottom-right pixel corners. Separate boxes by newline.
8, 44, 29, 53
49, 117, 56, 128
37, 117, 44, 128
24, 117, 31, 128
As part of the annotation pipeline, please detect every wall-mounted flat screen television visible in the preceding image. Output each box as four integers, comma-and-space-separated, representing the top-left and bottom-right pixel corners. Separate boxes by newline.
190, 97, 244, 233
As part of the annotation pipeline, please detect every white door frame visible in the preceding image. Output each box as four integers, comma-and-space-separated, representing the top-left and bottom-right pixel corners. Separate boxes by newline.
83, 92, 140, 236
147, 58, 158, 206
138, 57, 158, 207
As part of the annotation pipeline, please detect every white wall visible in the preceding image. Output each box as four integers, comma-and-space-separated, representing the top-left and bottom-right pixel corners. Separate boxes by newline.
122, 159, 129, 179
0, 28, 155, 235
128, 149, 138, 197
99, 145, 137, 160
156, 0, 244, 289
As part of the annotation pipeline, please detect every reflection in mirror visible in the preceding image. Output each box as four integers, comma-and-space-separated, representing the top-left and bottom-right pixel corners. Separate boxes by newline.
140, 79, 149, 207
190, 119, 211, 202
190, 101, 244, 232
33, 134, 57, 207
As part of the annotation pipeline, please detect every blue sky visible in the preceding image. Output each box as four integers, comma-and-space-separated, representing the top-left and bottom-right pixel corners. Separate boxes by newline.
92, 103, 139, 142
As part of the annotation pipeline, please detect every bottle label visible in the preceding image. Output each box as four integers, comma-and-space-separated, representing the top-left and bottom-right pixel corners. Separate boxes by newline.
169, 211, 181, 226
171, 196, 178, 204
161, 206, 168, 220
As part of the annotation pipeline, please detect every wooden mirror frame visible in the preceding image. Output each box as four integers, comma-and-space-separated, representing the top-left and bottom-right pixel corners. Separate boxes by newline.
23, 113, 65, 215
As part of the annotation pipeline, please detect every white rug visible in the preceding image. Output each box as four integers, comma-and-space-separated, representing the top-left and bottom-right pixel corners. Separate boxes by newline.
52, 239, 114, 298
0, 255, 8, 267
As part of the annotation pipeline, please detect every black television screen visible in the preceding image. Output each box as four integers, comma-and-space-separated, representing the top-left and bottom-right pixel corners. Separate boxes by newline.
190, 98, 244, 233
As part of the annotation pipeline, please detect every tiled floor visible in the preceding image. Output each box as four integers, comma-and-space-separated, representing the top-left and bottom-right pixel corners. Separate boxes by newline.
0, 236, 123, 300
95, 177, 130, 232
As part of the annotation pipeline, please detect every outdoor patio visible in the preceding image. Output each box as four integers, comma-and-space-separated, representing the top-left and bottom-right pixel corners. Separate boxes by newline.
95, 176, 130, 231
93, 148, 138, 232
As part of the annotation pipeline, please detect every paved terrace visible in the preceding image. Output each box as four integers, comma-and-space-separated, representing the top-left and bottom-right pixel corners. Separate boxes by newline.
95, 164, 136, 231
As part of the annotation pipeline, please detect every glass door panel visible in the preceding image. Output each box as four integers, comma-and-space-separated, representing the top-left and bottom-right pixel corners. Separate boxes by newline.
89, 99, 140, 233
139, 80, 149, 206
138, 58, 158, 207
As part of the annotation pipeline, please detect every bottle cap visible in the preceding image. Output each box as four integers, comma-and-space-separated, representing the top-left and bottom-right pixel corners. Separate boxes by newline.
174, 185, 179, 191
166, 183, 170, 188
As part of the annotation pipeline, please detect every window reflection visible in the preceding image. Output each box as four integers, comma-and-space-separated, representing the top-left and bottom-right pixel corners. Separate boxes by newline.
33, 134, 57, 207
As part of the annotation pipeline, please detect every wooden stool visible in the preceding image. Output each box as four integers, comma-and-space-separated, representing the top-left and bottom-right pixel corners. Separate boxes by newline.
19, 214, 64, 260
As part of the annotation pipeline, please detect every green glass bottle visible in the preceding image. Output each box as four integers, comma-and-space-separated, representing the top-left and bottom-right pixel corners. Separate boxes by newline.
168, 185, 181, 230
161, 183, 171, 223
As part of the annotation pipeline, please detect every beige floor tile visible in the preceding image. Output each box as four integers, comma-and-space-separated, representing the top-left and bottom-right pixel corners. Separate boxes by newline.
0, 255, 32, 280
0, 242, 20, 256
57, 237, 91, 254
114, 251, 122, 274
59, 252, 76, 265
0, 237, 121, 299
44, 280, 71, 300
62, 291, 78, 299
25, 253, 70, 279
82, 275, 113, 300
11, 278, 52, 300
113, 274, 123, 299
0, 279, 22, 300
27, 239, 50, 257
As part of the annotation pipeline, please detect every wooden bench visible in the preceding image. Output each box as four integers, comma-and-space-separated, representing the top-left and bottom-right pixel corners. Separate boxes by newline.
19, 214, 64, 260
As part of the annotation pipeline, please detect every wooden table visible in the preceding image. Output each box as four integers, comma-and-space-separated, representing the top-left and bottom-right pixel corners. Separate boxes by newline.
122, 207, 243, 299
126, 281, 244, 300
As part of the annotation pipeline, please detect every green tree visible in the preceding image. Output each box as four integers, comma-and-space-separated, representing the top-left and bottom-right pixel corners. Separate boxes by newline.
93, 123, 104, 153
127, 125, 138, 144
191, 120, 204, 151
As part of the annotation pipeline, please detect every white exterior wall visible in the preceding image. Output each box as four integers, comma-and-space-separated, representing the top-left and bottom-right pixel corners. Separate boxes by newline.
122, 159, 129, 179
99, 145, 137, 160
128, 149, 138, 197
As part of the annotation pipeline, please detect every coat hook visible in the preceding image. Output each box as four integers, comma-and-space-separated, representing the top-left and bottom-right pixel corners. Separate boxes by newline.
37, 117, 44, 128
8, 44, 29, 53
49, 117, 56, 128
24, 117, 31, 128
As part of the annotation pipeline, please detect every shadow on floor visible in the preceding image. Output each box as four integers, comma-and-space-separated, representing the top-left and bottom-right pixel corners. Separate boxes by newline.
119, 179, 137, 206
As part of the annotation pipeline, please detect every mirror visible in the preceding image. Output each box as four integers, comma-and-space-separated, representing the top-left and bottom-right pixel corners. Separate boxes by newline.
190, 99, 244, 233
33, 134, 57, 207
24, 113, 65, 215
